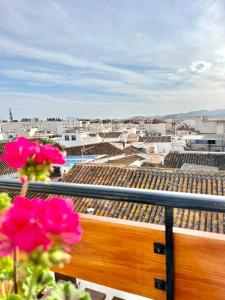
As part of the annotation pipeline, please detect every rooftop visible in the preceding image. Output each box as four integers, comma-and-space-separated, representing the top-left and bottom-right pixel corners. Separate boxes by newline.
0, 150, 16, 176
139, 136, 171, 143
61, 164, 225, 234
164, 151, 225, 170
66, 142, 123, 156
106, 154, 144, 166
98, 132, 122, 138
122, 146, 142, 155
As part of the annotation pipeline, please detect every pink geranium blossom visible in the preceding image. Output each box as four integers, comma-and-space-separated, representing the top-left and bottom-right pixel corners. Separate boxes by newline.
0, 196, 51, 254
0, 136, 65, 169
35, 144, 65, 165
0, 137, 36, 168
40, 197, 82, 244
0, 196, 82, 257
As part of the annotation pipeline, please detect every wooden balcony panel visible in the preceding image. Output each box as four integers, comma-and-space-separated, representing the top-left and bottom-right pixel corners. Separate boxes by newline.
174, 228, 225, 300
53, 214, 166, 300
53, 214, 225, 300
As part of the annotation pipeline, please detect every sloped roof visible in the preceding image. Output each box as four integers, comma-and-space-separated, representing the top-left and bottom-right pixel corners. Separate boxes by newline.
107, 155, 144, 166
139, 136, 171, 143
0, 161, 16, 176
0, 151, 16, 176
66, 143, 123, 156
164, 152, 225, 170
122, 146, 142, 155
98, 132, 122, 138
61, 164, 225, 233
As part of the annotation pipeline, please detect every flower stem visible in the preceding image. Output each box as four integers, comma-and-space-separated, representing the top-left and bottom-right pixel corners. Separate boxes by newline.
13, 248, 18, 294
13, 182, 29, 293
21, 183, 28, 197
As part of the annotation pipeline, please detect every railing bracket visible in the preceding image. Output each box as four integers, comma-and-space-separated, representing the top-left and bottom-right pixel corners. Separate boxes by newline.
154, 278, 166, 291
154, 242, 165, 255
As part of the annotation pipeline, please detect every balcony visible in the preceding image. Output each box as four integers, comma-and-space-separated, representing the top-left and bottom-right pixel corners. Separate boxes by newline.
0, 178, 225, 300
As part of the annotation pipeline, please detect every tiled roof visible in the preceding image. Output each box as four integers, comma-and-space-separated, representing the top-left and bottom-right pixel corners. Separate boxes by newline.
66, 143, 123, 156
61, 164, 225, 234
0, 161, 16, 176
139, 136, 171, 143
164, 152, 225, 170
141, 162, 164, 168
0, 151, 16, 176
107, 155, 144, 166
1, 163, 225, 234
122, 146, 142, 155
98, 132, 122, 138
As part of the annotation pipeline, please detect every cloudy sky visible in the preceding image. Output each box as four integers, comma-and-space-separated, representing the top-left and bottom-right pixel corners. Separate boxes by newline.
0, 0, 225, 120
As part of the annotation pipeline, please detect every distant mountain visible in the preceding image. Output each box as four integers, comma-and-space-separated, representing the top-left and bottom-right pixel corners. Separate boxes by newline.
148, 108, 225, 120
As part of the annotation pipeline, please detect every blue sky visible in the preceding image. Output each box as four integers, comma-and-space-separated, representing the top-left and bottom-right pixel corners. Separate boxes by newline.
0, 0, 225, 119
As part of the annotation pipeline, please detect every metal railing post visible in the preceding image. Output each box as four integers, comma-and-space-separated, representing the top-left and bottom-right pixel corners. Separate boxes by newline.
165, 206, 174, 300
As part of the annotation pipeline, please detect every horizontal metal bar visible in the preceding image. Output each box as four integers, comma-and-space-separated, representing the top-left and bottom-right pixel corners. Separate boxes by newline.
0, 178, 225, 212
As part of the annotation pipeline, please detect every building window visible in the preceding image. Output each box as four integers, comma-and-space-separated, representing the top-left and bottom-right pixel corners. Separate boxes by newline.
71, 135, 76, 141
208, 140, 216, 144
65, 135, 69, 141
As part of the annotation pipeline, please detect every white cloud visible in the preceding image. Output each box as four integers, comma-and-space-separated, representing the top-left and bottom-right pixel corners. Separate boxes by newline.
1, 0, 225, 117
189, 61, 212, 73
0, 37, 151, 86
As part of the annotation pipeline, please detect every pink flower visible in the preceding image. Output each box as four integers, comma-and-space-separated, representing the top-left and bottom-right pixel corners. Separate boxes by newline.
0, 196, 82, 257
40, 197, 82, 244
0, 196, 51, 254
0, 136, 65, 169
35, 144, 65, 165
0, 137, 35, 168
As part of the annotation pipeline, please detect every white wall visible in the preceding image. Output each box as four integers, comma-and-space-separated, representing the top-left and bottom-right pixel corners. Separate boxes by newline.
1, 121, 62, 135
195, 117, 217, 134
77, 279, 151, 300
0, 132, 10, 141
56, 131, 102, 147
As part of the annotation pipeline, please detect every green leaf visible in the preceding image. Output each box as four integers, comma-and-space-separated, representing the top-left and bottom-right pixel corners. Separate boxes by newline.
6, 295, 22, 300
43, 282, 91, 300
0, 193, 11, 211
21, 266, 55, 299
0, 256, 13, 281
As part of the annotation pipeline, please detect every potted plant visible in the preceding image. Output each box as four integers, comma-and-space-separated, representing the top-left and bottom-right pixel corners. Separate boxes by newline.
0, 137, 91, 300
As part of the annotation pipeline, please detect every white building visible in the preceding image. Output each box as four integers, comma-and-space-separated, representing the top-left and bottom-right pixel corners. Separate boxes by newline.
0, 132, 10, 141
56, 130, 102, 147
184, 134, 225, 152
0, 118, 83, 136
195, 116, 225, 135
132, 136, 172, 155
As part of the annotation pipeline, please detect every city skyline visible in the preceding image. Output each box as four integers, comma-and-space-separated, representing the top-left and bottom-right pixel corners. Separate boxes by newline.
1, 0, 225, 119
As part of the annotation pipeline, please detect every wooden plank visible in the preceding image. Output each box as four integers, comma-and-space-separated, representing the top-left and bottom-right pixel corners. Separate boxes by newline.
53, 214, 166, 300
174, 228, 225, 300
53, 215, 225, 300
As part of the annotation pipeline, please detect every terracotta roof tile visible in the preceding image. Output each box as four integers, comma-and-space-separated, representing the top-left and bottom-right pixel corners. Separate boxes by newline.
139, 136, 171, 143
164, 152, 225, 170
60, 164, 225, 233
2, 164, 225, 234
0, 151, 16, 176
66, 142, 122, 156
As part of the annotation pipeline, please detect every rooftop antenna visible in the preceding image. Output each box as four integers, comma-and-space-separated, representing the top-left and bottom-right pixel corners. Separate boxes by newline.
9, 108, 13, 122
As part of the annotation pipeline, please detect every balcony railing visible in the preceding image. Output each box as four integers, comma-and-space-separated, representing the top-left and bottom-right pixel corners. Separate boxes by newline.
1, 178, 225, 300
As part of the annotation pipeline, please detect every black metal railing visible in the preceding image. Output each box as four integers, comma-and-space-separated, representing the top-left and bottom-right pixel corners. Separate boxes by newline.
1, 178, 225, 300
